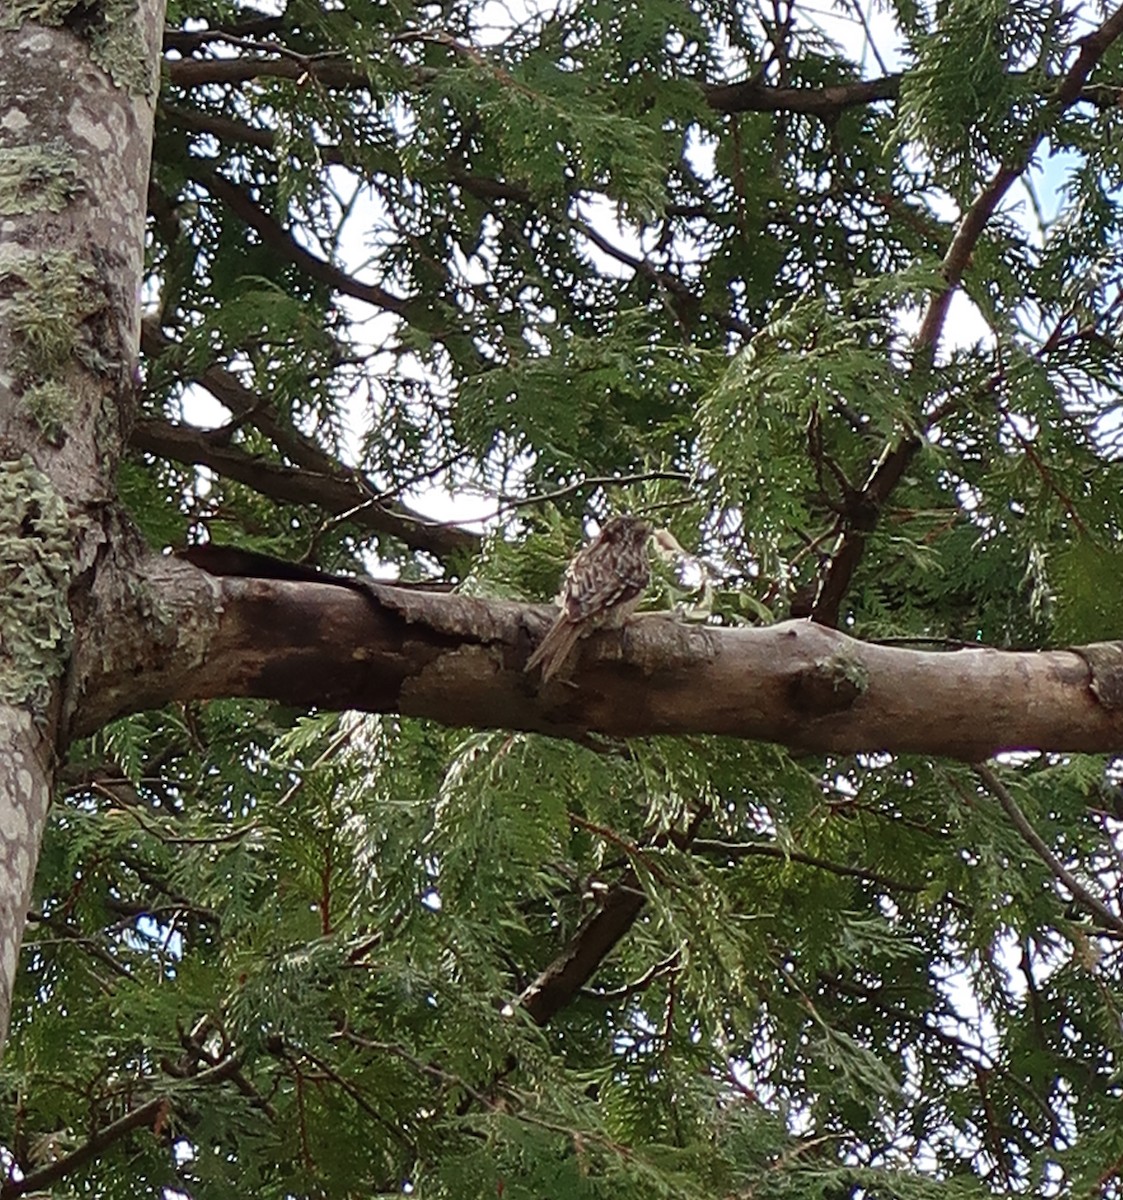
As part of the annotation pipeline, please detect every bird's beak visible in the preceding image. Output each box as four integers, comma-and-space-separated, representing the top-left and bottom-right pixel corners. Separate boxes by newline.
652, 528, 686, 560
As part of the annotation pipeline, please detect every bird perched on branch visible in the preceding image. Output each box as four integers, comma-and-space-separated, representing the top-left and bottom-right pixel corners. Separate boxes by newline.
526, 515, 654, 682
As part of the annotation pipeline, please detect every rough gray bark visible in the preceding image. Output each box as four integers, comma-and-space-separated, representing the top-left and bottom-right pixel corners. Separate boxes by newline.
0, 711, 53, 1043
0, 0, 165, 1048
67, 566, 1123, 760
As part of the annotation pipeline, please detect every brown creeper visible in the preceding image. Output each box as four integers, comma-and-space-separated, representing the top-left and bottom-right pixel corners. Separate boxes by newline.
525, 515, 654, 682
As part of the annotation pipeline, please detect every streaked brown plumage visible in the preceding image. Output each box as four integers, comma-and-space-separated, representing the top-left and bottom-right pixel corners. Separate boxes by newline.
526, 515, 653, 682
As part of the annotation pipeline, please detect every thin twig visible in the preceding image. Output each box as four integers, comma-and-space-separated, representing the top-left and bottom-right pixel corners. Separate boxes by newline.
338, 1032, 633, 1154
23, 911, 136, 985
691, 838, 943, 898
974, 763, 1123, 936
428, 470, 694, 530
579, 950, 682, 1001
290, 1043, 416, 1151
567, 812, 669, 882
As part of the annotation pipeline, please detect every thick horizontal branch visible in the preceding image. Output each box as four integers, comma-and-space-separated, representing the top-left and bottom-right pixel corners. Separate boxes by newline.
69, 557, 1123, 760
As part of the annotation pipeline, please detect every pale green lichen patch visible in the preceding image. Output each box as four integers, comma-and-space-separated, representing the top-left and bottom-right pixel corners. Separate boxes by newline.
0, 248, 118, 446
0, 457, 74, 709
0, 249, 114, 411
21, 380, 74, 446
0, 0, 153, 95
0, 139, 84, 216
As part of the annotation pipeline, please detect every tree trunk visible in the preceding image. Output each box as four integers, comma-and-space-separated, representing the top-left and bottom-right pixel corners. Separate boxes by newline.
0, 0, 165, 1050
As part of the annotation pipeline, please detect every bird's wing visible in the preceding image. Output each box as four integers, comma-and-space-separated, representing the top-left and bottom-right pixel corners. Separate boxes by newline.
562, 554, 648, 622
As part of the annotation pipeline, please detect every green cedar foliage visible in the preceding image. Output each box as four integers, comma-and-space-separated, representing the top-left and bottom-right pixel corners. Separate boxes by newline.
8, 0, 1123, 1196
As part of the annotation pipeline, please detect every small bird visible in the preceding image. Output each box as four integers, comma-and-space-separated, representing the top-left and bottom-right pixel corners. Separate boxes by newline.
526, 515, 654, 682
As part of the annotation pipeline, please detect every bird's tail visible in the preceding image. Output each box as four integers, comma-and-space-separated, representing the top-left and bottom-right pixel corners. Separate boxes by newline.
525, 618, 582, 682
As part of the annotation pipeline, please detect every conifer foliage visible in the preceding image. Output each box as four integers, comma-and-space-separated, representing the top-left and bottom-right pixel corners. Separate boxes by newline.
5, 0, 1123, 1196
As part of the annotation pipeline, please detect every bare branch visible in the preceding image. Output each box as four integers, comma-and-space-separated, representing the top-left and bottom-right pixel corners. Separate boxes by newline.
23, 910, 136, 986
163, 13, 285, 54
704, 73, 902, 116
517, 873, 647, 1025
129, 415, 478, 559
140, 318, 367, 479
0, 1058, 241, 1199
974, 764, 1123, 937
579, 950, 682, 1002
165, 54, 367, 89
811, 5, 1123, 626
193, 168, 410, 317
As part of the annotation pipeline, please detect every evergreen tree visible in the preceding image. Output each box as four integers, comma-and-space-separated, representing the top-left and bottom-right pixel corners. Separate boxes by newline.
1, 0, 1123, 1195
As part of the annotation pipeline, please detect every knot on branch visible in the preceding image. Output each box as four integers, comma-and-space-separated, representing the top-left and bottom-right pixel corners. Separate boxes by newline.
788, 652, 869, 716
1071, 641, 1123, 711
